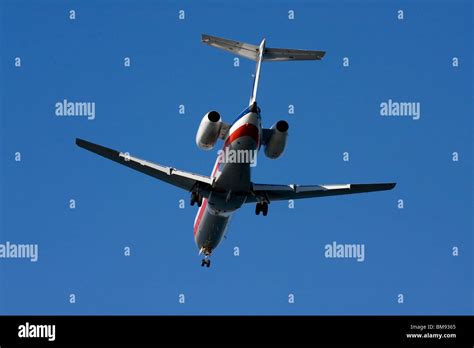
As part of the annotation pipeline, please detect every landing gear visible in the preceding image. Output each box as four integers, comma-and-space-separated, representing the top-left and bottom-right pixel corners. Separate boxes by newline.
201, 258, 211, 268
255, 202, 268, 216
190, 192, 203, 207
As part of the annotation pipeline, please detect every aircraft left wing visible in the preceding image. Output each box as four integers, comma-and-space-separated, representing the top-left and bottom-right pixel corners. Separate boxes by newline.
76, 138, 213, 194
246, 183, 396, 203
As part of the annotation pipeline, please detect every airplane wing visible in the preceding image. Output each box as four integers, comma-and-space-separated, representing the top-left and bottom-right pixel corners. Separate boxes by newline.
76, 138, 213, 194
246, 183, 396, 203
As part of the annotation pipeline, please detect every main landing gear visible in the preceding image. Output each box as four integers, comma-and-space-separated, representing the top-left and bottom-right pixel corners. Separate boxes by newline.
255, 202, 268, 216
190, 191, 203, 207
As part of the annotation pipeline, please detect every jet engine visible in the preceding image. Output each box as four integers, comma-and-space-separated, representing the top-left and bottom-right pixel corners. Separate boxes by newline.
264, 120, 289, 159
196, 111, 222, 150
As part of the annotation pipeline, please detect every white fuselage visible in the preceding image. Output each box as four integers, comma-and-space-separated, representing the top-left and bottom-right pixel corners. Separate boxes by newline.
194, 106, 261, 255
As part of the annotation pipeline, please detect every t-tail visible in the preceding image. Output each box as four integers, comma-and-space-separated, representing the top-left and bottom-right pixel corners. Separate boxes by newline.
201, 34, 325, 105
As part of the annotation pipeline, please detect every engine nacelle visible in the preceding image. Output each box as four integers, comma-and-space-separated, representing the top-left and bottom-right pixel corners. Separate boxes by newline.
264, 120, 289, 159
196, 111, 222, 150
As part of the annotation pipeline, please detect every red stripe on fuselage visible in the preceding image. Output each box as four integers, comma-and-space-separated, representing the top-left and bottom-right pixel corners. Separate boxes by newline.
224, 123, 260, 148
193, 198, 208, 235
211, 159, 219, 177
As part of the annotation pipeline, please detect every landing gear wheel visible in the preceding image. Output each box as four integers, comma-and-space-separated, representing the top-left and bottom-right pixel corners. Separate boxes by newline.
191, 192, 203, 207
256, 202, 268, 216
198, 195, 203, 207
191, 192, 198, 206
201, 258, 211, 268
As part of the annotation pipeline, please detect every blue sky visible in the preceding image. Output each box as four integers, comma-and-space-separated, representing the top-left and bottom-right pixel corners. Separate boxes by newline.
0, 0, 472, 315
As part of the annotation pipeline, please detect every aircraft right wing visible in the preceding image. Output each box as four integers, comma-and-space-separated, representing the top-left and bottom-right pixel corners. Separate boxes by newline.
246, 183, 396, 203
76, 138, 214, 195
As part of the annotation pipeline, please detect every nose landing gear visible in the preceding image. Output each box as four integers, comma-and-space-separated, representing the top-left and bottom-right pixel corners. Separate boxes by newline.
200, 248, 212, 268
201, 258, 211, 268
255, 202, 268, 216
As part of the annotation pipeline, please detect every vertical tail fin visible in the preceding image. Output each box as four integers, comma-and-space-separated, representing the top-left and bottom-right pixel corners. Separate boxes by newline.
250, 38, 265, 105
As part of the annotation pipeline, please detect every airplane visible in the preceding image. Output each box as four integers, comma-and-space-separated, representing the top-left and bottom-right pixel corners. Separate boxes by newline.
76, 34, 396, 268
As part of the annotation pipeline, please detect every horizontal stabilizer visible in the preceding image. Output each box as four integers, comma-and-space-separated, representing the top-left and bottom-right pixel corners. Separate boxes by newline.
202, 34, 325, 62
202, 34, 259, 60
264, 47, 325, 61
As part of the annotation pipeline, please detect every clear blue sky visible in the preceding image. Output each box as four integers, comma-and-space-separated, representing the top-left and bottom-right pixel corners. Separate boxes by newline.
0, 0, 472, 315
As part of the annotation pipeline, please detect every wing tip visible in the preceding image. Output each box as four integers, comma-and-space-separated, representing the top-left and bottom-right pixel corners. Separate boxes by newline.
374, 182, 396, 191
351, 182, 397, 192
375, 182, 397, 191
76, 137, 96, 151
75, 137, 86, 147
75, 138, 122, 159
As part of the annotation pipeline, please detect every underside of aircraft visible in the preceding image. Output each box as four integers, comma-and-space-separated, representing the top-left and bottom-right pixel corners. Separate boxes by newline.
76, 34, 395, 268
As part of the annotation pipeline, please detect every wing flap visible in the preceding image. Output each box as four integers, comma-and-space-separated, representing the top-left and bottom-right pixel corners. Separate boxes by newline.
76, 138, 213, 193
